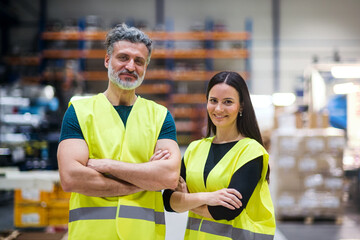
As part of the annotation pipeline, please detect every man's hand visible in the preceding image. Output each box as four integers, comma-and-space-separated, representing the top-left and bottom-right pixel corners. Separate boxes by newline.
88, 149, 171, 174
87, 158, 112, 173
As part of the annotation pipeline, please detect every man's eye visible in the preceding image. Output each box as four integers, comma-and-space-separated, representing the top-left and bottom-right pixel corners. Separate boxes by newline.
135, 59, 145, 66
119, 55, 128, 61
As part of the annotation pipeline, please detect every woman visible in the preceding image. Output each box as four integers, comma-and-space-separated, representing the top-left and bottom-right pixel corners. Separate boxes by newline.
163, 71, 276, 239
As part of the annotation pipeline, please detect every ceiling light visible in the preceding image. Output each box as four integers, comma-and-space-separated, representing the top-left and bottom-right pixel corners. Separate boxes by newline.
333, 82, 360, 94
331, 66, 360, 78
250, 95, 273, 108
272, 93, 296, 106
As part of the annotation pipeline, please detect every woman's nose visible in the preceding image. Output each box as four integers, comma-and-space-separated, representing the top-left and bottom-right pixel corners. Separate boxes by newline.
215, 103, 223, 112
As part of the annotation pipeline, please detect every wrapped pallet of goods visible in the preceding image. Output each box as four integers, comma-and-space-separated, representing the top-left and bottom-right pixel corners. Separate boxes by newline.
272, 128, 345, 224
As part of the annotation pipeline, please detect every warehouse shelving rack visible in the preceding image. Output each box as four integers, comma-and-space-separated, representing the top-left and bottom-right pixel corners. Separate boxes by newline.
28, 25, 251, 144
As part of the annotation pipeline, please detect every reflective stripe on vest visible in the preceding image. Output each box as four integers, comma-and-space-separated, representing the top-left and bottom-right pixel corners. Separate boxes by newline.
118, 205, 165, 224
69, 95, 168, 239
187, 217, 274, 240
69, 207, 117, 222
183, 138, 275, 239
69, 205, 165, 225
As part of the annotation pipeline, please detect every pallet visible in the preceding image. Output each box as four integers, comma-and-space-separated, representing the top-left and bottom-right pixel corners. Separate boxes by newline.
0, 230, 20, 240
277, 215, 343, 225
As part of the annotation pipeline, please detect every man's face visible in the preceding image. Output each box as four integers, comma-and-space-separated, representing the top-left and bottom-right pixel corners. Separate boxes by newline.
105, 40, 149, 90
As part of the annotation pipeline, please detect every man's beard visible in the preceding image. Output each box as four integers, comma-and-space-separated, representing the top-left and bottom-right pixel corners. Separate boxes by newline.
108, 60, 145, 90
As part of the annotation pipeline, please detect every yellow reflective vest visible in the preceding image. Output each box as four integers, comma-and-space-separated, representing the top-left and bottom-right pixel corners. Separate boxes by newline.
68, 93, 167, 240
183, 137, 276, 240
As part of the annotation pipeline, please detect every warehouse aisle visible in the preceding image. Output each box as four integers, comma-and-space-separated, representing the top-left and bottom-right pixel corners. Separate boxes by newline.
276, 204, 360, 240
165, 211, 289, 240
0, 198, 13, 231
1, 194, 360, 239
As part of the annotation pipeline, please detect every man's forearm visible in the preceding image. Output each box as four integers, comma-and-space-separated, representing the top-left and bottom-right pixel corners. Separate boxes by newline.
83, 174, 142, 197
57, 139, 143, 198
87, 139, 181, 191
89, 159, 179, 191
60, 164, 142, 197
74, 179, 141, 197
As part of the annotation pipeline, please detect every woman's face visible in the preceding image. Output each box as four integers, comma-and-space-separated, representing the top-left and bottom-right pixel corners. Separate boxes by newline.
207, 83, 242, 130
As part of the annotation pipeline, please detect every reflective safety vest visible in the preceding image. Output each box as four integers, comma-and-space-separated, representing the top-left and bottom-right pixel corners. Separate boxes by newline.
183, 137, 276, 240
68, 93, 167, 240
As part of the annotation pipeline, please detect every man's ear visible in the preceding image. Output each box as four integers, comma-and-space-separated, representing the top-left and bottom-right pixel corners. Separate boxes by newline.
104, 54, 110, 68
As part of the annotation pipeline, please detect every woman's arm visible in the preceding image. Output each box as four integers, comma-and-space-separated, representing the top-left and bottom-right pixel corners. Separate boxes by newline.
207, 157, 263, 220
169, 187, 242, 214
164, 158, 243, 216
165, 157, 263, 220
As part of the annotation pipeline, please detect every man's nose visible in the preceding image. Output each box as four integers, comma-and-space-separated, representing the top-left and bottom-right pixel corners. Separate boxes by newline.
125, 59, 135, 72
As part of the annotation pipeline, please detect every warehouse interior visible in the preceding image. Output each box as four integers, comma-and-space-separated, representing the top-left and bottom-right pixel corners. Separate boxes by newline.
1, 0, 360, 239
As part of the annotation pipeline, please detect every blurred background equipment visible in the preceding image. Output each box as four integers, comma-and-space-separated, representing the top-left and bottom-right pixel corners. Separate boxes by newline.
1, 0, 360, 239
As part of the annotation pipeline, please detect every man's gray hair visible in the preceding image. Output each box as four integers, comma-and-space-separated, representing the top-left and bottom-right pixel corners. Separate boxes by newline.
105, 23, 153, 64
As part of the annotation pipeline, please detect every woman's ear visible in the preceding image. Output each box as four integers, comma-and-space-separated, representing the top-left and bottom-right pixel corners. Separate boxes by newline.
239, 102, 244, 113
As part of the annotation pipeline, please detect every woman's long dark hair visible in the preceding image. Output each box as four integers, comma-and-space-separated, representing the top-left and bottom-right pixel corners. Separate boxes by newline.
205, 71, 270, 182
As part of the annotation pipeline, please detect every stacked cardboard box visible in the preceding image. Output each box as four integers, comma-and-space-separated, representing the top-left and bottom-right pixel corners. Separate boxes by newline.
272, 128, 345, 219
14, 183, 70, 228
48, 183, 71, 226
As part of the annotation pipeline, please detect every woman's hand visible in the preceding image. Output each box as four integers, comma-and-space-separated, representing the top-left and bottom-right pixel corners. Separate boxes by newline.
175, 176, 188, 193
203, 188, 242, 210
149, 149, 171, 161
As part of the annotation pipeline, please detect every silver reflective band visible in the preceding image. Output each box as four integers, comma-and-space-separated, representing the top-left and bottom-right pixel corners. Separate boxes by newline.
69, 205, 165, 224
186, 217, 201, 231
118, 205, 165, 225
187, 218, 274, 240
69, 207, 117, 222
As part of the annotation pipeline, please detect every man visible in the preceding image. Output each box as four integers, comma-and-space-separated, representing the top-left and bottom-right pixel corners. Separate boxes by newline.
57, 23, 181, 240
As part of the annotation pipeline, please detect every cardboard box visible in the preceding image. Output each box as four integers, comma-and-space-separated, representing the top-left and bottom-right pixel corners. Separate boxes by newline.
15, 189, 50, 205
297, 154, 343, 174
50, 183, 71, 200
298, 190, 343, 211
297, 156, 318, 173
14, 204, 48, 227
276, 172, 303, 192
276, 136, 303, 156
326, 135, 346, 157
303, 136, 326, 154
48, 200, 69, 219
276, 155, 297, 172
275, 191, 303, 217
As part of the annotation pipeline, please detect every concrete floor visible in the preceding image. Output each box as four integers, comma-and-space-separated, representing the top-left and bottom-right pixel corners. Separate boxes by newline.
3, 148, 360, 239
1, 193, 360, 240
276, 207, 360, 240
